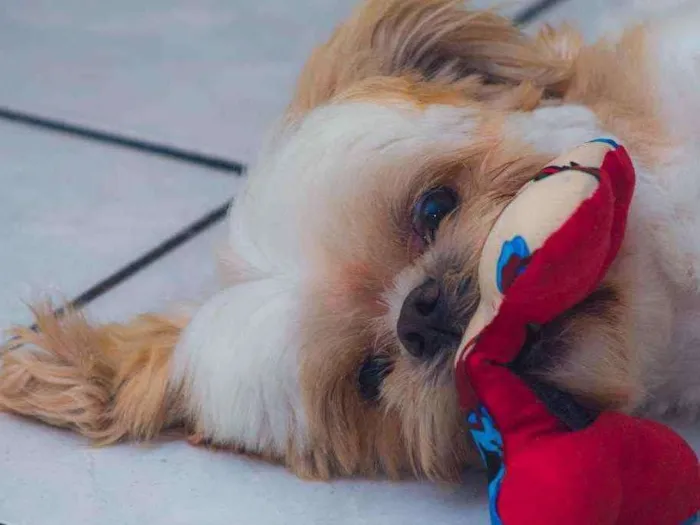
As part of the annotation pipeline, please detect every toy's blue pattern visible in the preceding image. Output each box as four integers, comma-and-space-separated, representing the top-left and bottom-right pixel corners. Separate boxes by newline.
467, 405, 505, 525
589, 137, 619, 148
681, 513, 699, 524
496, 235, 530, 294
468, 406, 503, 457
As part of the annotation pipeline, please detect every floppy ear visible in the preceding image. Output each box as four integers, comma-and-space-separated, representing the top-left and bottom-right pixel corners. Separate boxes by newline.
289, 0, 572, 116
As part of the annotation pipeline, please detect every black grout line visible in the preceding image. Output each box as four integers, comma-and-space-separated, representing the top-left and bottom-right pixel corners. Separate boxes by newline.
30, 200, 232, 329
0, 106, 246, 175
513, 0, 570, 26
22, 0, 567, 325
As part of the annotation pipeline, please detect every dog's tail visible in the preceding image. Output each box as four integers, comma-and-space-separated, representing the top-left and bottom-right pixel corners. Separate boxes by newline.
0, 303, 188, 444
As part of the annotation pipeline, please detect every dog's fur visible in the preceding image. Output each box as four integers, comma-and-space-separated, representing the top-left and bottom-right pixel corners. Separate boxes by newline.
3, 0, 700, 481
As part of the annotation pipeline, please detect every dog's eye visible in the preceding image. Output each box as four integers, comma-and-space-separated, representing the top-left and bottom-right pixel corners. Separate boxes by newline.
358, 355, 393, 402
412, 187, 458, 243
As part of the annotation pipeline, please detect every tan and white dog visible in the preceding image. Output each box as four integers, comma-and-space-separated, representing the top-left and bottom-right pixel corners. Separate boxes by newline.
2, 0, 700, 482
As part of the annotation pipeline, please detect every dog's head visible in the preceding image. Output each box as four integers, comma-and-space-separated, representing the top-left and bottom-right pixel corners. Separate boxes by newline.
179, 0, 653, 480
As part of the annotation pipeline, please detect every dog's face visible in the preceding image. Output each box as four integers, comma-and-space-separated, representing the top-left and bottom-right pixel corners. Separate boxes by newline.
290, 88, 554, 480
184, 0, 647, 480
214, 82, 632, 480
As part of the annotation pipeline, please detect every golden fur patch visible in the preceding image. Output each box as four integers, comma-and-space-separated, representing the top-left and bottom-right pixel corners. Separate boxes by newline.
288, 0, 571, 118
0, 304, 187, 444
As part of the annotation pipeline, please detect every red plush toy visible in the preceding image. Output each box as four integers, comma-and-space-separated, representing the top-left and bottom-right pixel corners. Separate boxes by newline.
454, 139, 700, 525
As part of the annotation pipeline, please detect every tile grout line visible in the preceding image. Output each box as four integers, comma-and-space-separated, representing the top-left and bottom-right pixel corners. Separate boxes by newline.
0, 106, 246, 175
28, 200, 232, 331
19, 0, 569, 326
513, 0, 571, 25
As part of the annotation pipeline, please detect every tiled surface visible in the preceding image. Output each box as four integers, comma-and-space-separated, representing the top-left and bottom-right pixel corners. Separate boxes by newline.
534, 0, 699, 40
0, 414, 697, 525
87, 222, 227, 323
470, 0, 535, 16
0, 121, 238, 327
0, 0, 535, 163
0, 0, 357, 162
1, 1, 699, 524
0, 419, 487, 525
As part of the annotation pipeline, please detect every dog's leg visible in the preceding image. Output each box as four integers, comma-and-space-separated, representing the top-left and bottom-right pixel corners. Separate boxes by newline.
0, 303, 187, 443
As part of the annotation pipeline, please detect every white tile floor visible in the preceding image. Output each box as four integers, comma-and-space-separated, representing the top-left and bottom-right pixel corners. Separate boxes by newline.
534, 0, 699, 40
0, 0, 534, 163
1, 1, 698, 524
0, 122, 239, 327
86, 222, 227, 324
0, 0, 357, 162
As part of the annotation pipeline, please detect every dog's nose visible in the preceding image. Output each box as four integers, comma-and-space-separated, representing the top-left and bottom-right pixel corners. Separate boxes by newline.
397, 278, 461, 359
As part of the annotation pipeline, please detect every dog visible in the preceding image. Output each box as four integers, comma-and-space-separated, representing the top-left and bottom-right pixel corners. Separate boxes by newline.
3, 0, 700, 482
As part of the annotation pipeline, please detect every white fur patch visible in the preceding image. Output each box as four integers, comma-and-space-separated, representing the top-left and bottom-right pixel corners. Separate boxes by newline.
639, 5, 700, 414
172, 278, 306, 453
649, 1, 700, 143
504, 104, 612, 156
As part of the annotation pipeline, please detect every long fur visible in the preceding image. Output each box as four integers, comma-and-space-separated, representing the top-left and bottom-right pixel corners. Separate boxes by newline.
2, 0, 700, 482
0, 304, 186, 443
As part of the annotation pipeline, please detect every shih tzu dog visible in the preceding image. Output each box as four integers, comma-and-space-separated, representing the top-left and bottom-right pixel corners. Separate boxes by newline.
2, 0, 700, 482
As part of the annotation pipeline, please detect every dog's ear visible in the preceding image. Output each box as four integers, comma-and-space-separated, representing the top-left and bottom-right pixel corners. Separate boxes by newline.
289, 0, 572, 116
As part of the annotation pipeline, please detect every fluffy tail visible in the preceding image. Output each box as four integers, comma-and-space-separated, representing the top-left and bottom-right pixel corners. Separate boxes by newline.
0, 304, 188, 444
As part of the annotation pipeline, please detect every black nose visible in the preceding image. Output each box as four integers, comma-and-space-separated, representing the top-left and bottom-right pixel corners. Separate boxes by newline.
397, 278, 461, 359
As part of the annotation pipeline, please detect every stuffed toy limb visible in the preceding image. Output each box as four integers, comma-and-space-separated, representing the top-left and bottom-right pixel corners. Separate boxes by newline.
454, 139, 700, 525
